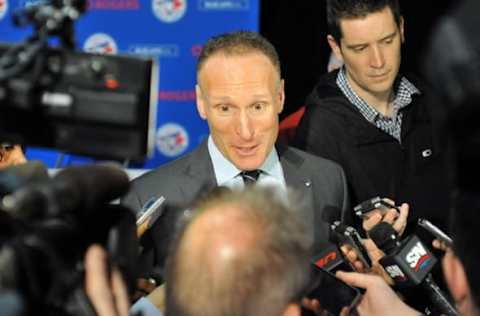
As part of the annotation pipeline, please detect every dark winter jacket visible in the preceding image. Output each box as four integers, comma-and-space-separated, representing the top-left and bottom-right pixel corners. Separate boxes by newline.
294, 70, 452, 233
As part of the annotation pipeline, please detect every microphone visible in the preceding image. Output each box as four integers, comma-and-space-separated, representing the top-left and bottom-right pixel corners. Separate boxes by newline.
313, 243, 353, 272
2, 164, 130, 219
320, 206, 372, 271
370, 222, 459, 316
0, 161, 49, 196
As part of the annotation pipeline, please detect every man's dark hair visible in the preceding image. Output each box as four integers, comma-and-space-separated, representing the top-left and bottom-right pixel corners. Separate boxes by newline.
196, 31, 281, 79
164, 187, 311, 316
450, 190, 480, 308
326, 0, 402, 42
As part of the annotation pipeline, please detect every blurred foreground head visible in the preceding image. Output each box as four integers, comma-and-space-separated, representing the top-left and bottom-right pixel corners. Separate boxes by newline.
165, 186, 310, 316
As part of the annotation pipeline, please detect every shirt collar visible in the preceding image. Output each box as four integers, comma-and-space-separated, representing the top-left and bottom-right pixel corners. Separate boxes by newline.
207, 136, 282, 186
336, 66, 420, 122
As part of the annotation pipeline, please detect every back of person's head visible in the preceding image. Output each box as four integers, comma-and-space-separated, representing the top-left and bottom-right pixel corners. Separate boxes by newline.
165, 187, 310, 316
196, 31, 281, 80
326, 0, 401, 42
450, 190, 480, 309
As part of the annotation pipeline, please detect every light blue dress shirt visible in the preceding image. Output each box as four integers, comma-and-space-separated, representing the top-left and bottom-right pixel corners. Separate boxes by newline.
207, 136, 287, 191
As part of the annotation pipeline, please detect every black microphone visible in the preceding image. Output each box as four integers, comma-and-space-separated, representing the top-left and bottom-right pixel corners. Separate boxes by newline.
2, 164, 130, 219
313, 243, 352, 272
320, 206, 372, 271
370, 222, 459, 316
0, 161, 49, 196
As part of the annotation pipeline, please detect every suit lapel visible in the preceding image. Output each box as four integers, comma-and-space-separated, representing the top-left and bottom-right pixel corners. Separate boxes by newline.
278, 144, 315, 232
180, 140, 218, 201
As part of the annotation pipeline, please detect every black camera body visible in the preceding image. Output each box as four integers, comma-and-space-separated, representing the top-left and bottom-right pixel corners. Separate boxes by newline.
0, 44, 158, 162
0, 163, 139, 316
0, 1, 153, 315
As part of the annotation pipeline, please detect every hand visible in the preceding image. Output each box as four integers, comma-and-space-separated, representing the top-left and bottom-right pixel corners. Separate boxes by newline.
302, 298, 351, 316
0, 145, 27, 169
84, 244, 130, 316
336, 271, 420, 316
341, 243, 369, 273
432, 239, 451, 252
147, 283, 167, 313
132, 277, 158, 301
302, 298, 329, 316
363, 199, 409, 236
341, 238, 394, 286
340, 237, 386, 273
137, 217, 151, 238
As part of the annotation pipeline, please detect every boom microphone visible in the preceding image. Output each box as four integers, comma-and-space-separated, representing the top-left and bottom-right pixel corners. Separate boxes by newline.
370, 222, 458, 316
2, 164, 130, 219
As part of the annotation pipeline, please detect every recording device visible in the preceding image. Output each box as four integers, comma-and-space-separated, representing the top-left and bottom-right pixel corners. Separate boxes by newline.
136, 196, 165, 227
0, 163, 139, 316
354, 196, 399, 219
136, 196, 165, 238
330, 220, 372, 270
305, 264, 361, 316
319, 206, 371, 273
0, 0, 158, 161
313, 243, 353, 273
370, 222, 458, 316
418, 218, 454, 248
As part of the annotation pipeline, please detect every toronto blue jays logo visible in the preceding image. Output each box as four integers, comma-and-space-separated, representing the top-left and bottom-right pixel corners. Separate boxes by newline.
156, 123, 189, 157
0, 0, 8, 20
152, 0, 187, 23
83, 33, 118, 54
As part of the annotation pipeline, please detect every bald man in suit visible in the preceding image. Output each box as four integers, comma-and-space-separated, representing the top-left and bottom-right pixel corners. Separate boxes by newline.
122, 32, 349, 276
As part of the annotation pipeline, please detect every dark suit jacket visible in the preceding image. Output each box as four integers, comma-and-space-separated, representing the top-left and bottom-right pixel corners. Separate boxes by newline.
122, 141, 349, 274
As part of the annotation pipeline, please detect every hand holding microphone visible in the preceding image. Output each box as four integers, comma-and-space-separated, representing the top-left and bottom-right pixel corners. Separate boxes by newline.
355, 197, 409, 236
369, 221, 459, 316
335, 271, 420, 316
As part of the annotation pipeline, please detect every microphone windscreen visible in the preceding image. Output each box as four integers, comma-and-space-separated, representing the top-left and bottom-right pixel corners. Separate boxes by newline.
54, 164, 130, 212
369, 222, 399, 254
0, 161, 49, 195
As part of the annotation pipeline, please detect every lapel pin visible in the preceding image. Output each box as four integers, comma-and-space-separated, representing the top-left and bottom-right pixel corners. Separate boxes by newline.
422, 149, 432, 158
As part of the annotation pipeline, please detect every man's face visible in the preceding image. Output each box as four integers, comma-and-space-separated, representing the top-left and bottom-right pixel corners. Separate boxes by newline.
196, 52, 284, 171
328, 6, 404, 101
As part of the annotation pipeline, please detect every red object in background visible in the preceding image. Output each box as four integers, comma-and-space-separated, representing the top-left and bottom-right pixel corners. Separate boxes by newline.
278, 106, 305, 145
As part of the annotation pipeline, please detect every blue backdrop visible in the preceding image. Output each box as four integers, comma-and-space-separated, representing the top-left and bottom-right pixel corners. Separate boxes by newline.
0, 0, 259, 168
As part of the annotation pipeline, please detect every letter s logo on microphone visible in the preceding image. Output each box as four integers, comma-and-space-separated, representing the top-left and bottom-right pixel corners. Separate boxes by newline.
405, 242, 431, 272
385, 265, 407, 282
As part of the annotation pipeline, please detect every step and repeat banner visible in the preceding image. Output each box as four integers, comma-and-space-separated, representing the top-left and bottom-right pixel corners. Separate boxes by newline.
0, 0, 259, 168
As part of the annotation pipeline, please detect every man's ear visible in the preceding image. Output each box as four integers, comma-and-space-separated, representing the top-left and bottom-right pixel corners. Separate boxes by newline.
327, 35, 344, 63
277, 79, 285, 114
196, 84, 207, 120
281, 303, 301, 316
399, 16, 405, 43
443, 251, 471, 311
